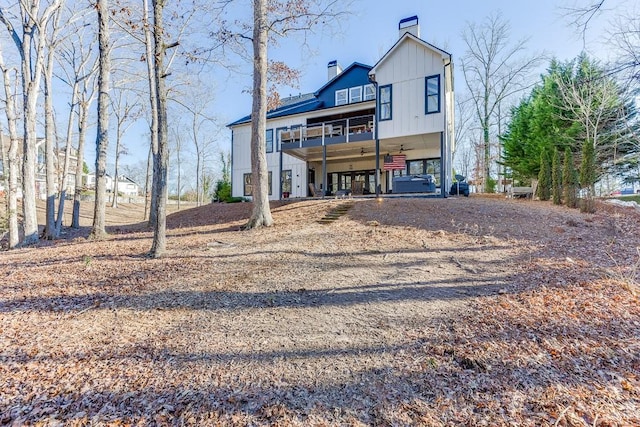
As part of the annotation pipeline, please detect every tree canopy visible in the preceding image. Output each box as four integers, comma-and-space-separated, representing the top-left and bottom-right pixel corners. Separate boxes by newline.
501, 54, 638, 184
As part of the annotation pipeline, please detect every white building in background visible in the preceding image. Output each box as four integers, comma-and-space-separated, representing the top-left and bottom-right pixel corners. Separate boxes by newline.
84, 174, 140, 197
228, 16, 455, 199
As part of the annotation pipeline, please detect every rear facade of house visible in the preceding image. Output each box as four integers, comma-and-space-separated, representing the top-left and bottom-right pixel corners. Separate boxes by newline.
228, 16, 455, 200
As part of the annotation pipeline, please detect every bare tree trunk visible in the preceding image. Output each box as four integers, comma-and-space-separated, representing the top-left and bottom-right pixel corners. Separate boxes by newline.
72, 88, 91, 229
112, 120, 122, 208
90, 0, 111, 239
1, 1, 62, 245
0, 43, 20, 248
143, 143, 151, 221
43, 8, 62, 240
56, 81, 79, 235
245, 0, 273, 229
149, 0, 168, 257
142, 0, 159, 228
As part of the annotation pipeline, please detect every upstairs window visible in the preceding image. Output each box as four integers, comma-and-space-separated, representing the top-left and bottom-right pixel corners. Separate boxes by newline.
335, 89, 348, 106
364, 84, 376, 101
425, 75, 440, 114
379, 84, 392, 121
349, 86, 362, 103
266, 129, 273, 153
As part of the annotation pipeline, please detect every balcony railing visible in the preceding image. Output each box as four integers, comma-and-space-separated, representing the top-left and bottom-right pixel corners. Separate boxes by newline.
280, 114, 374, 148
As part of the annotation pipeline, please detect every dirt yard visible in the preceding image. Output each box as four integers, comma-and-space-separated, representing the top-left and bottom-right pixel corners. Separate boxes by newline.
1, 196, 638, 426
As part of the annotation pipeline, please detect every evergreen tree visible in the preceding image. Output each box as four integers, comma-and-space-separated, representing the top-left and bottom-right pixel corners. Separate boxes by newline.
580, 139, 596, 213
537, 149, 551, 201
562, 147, 578, 208
551, 148, 562, 205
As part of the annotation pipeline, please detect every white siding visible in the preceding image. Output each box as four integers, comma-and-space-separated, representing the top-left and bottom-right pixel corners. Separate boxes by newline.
375, 38, 445, 140
231, 118, 308, 200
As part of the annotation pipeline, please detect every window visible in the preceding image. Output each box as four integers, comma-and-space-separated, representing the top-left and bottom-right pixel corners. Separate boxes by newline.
406, 158, 442, 186
349, 86, 362, 103
364, 84, 376, 101
335, 88, 348, 106
243, 173, 252, 196
281, 170, 292, 194
379, 85, 392, 121
243, 172, 273, 196
425, 75, 440, 114
266, 129, 273, 153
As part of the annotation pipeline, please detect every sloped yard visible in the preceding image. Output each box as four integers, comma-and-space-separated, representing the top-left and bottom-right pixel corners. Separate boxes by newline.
1, 196, 638, 426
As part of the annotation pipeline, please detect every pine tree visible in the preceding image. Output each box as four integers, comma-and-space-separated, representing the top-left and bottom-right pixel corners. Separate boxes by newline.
551, 148, 562, 205
562, 147, 578, 208
579, 139, 596, 213
537, 149, 551, 201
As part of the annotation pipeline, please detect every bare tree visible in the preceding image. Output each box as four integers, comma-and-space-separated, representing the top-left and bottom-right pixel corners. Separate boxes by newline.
72, 62, 98, 229
245, 0, 273, 228
148, 0, 171, 257
0, 0, 62, 245
111, 86, 140, 208
240, 0, 347, 229
0, 42, 20, 248
461, 12, 542, 192
55, 15, 98, 233
42, 4, 64, 240
452, 96, 475, 177
90, 0, 111, 239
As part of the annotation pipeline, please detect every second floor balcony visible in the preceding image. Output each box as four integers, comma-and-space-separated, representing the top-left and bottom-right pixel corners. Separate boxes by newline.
280, 114, 374, 151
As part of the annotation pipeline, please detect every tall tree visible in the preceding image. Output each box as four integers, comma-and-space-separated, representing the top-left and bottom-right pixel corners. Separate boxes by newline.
42, 4, 63, 240
111, 87, 140, 208
240, 0, 345, 228
245, 0, 272, 229
0, 42, 20, 248
461, 12, 541, 192
56, 17, 98, 233
148, 0, 170, 257
0, 0, 62, 245
90, 0, 111, 239
72, 60, 98, 229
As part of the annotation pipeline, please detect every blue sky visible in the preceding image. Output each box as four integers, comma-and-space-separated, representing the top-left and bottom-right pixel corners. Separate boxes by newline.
215, 0, 626, 132
120, 0, 633, 174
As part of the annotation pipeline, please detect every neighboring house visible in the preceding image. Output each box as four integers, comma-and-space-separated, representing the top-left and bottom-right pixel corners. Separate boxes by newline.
36, 141, 80, 199
1, 135, 79, 200
85, 173, 140, 197
228, 16, 455, 200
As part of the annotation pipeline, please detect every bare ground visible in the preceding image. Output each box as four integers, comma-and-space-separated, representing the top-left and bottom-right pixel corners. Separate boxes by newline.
0, 196, 639, 426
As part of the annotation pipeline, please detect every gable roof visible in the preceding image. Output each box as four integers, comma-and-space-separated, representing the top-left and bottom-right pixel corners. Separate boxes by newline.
369, 32, 451, 79
313, 62, 372, 96
228, 62, 373, 127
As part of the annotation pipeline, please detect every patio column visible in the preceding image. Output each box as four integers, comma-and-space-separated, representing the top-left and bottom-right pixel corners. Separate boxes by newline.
322, 145, 327, 198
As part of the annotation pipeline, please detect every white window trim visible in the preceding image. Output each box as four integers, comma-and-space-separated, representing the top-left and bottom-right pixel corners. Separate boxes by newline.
349, 86, 362, 103
364, 84, 375, 101
335, 89, 348, 106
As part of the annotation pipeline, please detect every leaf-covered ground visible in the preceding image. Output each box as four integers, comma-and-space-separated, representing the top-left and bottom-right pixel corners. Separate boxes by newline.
1, 196, 638, 426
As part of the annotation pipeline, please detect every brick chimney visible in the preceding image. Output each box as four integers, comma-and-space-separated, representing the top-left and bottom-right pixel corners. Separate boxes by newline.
399, 15, 419, 39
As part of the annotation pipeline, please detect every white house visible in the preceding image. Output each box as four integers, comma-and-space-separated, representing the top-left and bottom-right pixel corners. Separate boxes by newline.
228, 16, 454, 199
84, 173, 140, 197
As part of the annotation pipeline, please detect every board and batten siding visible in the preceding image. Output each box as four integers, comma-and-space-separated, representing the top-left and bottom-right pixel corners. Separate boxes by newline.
375, 38, 446, 140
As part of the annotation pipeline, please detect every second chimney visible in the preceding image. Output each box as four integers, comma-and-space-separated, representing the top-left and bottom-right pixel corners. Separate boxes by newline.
399, 15, 420, 39
327, 60, 342, 81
